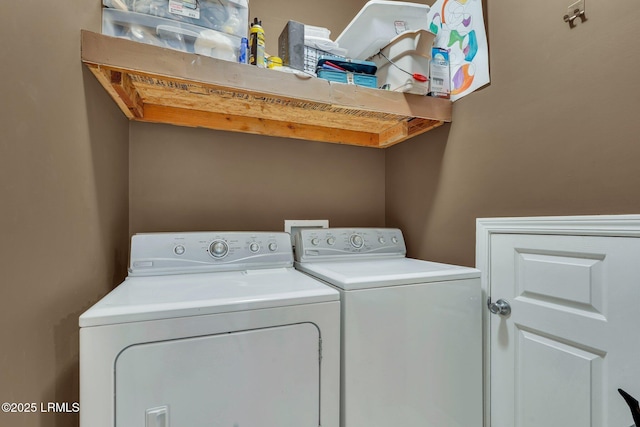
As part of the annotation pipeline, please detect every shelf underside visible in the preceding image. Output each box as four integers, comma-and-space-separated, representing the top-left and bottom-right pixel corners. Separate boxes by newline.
82, 31, 452, 148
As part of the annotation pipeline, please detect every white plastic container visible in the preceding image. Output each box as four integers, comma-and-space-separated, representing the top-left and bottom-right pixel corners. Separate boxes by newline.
304, 36, 345, 56
370, 29, 435, 95
103, 0, 248, 39
304, 25, 331, 39
303, 38, 348, 75
102, 8, 240, 61
336, 0, 430, 60
194, 29, 238, 62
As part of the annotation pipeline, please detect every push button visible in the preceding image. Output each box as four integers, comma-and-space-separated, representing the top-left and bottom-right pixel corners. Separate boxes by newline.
146, 405, 168, 427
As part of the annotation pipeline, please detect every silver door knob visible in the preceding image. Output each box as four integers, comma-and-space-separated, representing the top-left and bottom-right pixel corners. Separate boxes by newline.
487, 298, 511, 316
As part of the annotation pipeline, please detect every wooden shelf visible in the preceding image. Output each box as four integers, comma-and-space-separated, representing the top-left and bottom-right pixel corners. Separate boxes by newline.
81, 30, 451, 148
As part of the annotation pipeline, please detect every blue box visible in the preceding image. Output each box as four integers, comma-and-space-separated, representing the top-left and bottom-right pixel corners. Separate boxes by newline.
316, 57, 378, 88
317, 69, 378, 88
317, 57, 377, 75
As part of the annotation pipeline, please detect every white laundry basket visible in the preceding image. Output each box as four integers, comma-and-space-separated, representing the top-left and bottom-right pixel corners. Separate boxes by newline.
369, 29, 435, 95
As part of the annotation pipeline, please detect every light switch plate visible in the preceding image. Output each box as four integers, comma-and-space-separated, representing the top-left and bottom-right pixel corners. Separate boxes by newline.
284, 219, 329, 246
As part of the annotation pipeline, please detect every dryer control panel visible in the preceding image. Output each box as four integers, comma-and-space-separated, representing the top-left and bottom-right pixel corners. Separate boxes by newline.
295, 228, 406, 262
129, 232, 293, 276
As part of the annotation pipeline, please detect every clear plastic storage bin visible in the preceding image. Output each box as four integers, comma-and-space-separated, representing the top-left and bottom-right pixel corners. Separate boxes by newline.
102, 8, 240, 62
103, 0, 248, 39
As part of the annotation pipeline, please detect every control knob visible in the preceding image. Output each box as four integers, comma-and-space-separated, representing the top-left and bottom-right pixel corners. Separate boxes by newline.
350, 234, 364, 249
209, 240, 229, 258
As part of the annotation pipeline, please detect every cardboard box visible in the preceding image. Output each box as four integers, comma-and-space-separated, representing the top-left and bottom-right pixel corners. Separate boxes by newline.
429, 47, 450, 99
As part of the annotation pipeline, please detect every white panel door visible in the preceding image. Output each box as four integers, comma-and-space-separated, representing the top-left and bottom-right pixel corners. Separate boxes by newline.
490, 234, 640, 427
115, 322, 320, 427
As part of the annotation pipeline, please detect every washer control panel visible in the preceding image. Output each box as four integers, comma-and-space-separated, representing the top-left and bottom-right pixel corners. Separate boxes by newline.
129, 232, 291, 276
295, 228, 406, 262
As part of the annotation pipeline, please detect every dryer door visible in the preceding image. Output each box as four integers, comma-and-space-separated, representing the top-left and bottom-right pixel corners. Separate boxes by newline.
115, 322, 320, 427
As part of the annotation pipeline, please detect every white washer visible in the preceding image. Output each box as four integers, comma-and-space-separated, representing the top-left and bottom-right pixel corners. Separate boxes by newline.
294, 228, 482, 427
79, 231, 340, 427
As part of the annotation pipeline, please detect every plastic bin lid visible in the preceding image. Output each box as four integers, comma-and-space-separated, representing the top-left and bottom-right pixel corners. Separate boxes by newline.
335, 0, 431, 60
304, 24, 331, 39
317, 57, 377, 75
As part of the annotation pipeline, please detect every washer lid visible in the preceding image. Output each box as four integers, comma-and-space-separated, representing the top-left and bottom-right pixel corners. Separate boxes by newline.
295, 258, 480, 290
79, 268, 339, 327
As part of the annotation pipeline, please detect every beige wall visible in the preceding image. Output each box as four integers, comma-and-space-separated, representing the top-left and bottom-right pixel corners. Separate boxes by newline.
387, 0, 640, 267
129, 122, 385, 234
0, 2, 129, 427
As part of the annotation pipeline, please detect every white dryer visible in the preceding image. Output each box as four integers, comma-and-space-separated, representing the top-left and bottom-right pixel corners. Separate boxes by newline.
79, 231, 340, 427
294, 228, 482, 427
